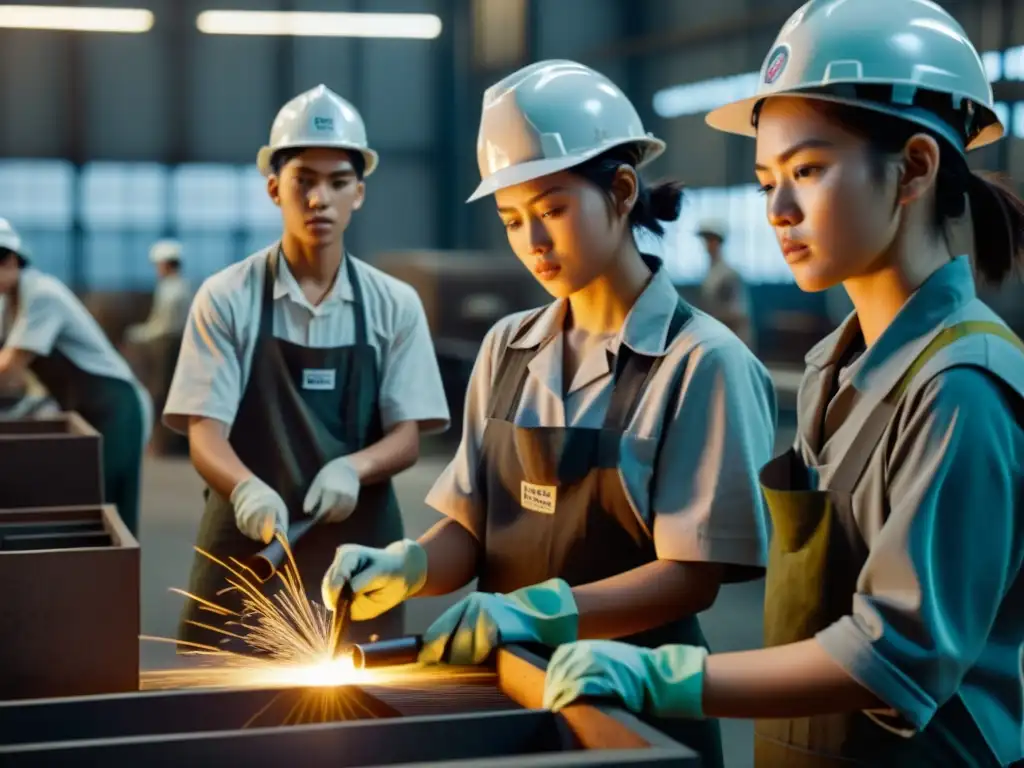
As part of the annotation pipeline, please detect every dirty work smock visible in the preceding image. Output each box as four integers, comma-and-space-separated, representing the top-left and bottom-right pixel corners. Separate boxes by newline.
756, 256, 1024, 768
427, 256, 779, 768
167, 247, 449, 651
1, 267, 151, 535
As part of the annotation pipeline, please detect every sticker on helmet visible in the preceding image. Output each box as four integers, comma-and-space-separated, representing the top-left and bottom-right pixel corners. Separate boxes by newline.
313, 116, 334, 132
764, 45, 789, 85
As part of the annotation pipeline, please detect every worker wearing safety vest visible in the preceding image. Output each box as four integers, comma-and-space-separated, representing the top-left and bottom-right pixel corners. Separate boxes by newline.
543, 3, 1024, 766
164, 85, 449, 650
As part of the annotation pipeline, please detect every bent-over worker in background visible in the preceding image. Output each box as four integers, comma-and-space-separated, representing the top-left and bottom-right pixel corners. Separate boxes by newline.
163, 85, 449, 650
321, 60, 778, 768
542, 3, 1024, 767
0, 217, 152, 534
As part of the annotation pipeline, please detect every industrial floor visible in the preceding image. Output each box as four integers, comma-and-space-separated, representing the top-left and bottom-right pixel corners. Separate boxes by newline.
137, 431, 792, 768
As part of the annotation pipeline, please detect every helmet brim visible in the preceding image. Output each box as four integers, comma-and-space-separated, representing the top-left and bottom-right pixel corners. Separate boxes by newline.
257, 143, 380, 177
466, 136, 667, 203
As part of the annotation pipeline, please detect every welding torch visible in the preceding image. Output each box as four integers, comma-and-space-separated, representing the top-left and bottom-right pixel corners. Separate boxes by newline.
328, 581, 424, 669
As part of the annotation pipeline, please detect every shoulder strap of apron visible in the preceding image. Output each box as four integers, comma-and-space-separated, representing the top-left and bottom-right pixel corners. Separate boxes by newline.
602, 298, 693, 432
829, 320, 1024, 494
488, 308, 548, 422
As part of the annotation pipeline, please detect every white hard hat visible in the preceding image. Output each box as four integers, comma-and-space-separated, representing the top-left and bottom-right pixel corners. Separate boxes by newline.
697, 219, 728, 241
468, 60, 665, 202
149, 239, 183, 264
706, 0, 1003, 153
0, 218, 29, 264
256, 84, 379, 177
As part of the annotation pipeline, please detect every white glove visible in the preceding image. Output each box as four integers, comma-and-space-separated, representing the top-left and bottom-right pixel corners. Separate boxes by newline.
321, 539, 428, 620
304, 456, 360, 523
230, 475, 289, 543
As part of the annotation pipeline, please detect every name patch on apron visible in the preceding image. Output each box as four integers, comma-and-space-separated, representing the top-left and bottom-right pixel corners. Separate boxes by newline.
520, 481, 557, 515
302, 369, 336, 391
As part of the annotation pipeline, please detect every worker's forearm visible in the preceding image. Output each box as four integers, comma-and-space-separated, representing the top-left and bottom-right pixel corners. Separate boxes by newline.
702, 638, 884, 719
345, 420, 420, 486
187, 416, 254, 499
573, 560, 723, 640
414, 517, 480, 597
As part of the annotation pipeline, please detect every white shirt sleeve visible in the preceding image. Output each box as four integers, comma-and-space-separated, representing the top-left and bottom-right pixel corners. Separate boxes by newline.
377, 283, 450, 434
162, 280, 245, 434
5, 288, 64, 357
651, 338, 777, 575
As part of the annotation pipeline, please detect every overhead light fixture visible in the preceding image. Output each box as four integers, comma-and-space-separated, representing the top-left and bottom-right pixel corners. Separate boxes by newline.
195, 10, 442, 39
0, 5, 153, 33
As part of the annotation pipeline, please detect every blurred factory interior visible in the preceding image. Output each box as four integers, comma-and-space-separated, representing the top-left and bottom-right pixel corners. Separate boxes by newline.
1, 1, 1023, 765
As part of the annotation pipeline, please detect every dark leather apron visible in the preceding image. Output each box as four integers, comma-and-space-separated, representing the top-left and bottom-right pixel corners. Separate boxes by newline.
756, 321, 1024, 767
476, 297, 724, 768
30, 350, 145, 536
178, 250, 405, 652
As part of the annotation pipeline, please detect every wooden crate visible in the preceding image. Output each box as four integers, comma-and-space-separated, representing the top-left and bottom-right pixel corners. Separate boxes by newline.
0, 412, 103, 509
0, 505, 140, 700
0, 647, 700, 767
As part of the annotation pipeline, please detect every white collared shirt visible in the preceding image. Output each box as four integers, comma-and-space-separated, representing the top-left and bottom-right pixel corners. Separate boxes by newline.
425, 264, 777, 574
0, 268, 152, 441
163, 244, 450, 436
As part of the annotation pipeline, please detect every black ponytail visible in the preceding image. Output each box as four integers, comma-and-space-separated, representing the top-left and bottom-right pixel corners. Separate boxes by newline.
963, 171, 1024, 284
570, 144, 684, 237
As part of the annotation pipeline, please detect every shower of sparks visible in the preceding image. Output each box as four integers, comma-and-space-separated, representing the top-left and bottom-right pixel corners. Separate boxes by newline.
140, 531, 487, 695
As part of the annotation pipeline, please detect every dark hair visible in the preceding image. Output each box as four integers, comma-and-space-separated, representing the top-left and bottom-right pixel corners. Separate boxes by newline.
755, 89, 1024, 285
270, 147, 366, 180
0, 248, 24, 267
569, 144, 684, 237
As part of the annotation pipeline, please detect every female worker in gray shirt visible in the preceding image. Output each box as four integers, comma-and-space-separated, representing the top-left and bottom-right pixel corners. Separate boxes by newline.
543, 3, 1024, 767
322, 59, 778, 768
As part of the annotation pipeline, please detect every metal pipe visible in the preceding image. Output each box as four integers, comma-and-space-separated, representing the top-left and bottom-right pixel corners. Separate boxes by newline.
249, 517, 316, 583
350, 635, 424, 669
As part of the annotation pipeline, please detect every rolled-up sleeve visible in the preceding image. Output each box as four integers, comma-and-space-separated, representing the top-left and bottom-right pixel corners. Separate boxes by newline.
816, 368, 1024, 730
5, 291, 63, 357
652, 339, 777, 572
378, 284, 450, 435
162, 281, 243, 434
423, 323, 502, 542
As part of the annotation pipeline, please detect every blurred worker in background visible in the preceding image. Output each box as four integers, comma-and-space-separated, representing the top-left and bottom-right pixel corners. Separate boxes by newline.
542, 3, 1024, 767
124, 239, 192, 345
696, 219, 754, 349
164, 84, 449, 650
0, 217, 151, 534
322, 60, 778, 768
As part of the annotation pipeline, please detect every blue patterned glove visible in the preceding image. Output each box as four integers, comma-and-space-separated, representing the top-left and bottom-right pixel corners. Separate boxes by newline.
419, 578, 578, 666
543, 640, 708, 718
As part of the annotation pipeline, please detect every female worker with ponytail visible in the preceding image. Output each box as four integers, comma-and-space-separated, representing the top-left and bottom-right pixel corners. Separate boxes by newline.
322, 59, 778, 768
543, 3, 1024, 767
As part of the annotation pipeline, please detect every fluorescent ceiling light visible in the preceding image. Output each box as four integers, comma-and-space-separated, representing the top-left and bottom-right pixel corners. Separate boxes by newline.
0, 5, 153, 33
196, 10, 442, 39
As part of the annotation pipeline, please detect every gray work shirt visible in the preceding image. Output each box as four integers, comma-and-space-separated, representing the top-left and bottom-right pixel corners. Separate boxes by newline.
163, 245, 450, 436
798, 256, 1024, 765
0, 268, 153, 443
426, 263, 777, 574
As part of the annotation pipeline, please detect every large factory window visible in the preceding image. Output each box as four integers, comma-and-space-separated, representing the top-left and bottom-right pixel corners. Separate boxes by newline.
0, 160, 76, 283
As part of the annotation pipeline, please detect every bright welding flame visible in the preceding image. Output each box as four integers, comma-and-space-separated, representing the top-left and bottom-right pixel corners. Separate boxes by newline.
141, 531, 389, 691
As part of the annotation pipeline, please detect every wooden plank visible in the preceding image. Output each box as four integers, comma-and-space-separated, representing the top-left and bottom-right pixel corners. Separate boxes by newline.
496, 647, 696, 754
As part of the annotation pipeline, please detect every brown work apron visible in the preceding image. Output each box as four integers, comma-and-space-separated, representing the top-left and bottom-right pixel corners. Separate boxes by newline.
756, 321, 1023, 767
177, 249, 405, 653
476, 295, 726, 768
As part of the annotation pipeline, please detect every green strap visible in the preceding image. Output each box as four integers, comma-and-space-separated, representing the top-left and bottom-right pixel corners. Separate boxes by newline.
887, 321, 1024, 403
